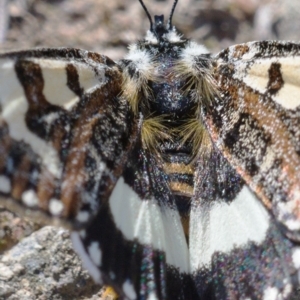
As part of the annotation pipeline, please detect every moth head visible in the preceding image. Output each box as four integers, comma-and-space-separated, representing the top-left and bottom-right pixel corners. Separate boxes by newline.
153, 15, 168, 39
139, 0, 180, 45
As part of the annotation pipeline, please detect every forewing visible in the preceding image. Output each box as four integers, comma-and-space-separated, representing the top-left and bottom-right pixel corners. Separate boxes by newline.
0, 48, 137, 227
71, 140, 199, 300
203, 41, 300, 240
190, 146, 300, 299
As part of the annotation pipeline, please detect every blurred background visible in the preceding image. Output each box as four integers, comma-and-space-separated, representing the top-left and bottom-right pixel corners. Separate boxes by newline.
0, 0, 300, 60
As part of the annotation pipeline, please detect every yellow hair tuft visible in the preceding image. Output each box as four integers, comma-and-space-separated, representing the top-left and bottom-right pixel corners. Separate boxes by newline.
141, 116, 171, 152
176, 118, 212, 158
173, 59, 218, 107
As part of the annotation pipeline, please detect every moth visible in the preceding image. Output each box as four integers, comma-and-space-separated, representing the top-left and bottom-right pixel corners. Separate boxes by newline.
0, 0, 300, 299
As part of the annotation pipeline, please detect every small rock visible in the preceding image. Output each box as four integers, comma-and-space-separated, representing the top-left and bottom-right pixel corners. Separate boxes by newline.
0, 226, 102, 299
0, 263, 13, 280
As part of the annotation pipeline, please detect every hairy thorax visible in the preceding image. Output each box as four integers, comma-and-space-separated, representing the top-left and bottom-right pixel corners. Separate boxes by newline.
119, 31, 217, 230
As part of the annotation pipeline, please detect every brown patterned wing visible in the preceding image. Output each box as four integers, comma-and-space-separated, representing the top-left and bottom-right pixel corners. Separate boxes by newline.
0, 48, 137, 227
204, 41, 300, 241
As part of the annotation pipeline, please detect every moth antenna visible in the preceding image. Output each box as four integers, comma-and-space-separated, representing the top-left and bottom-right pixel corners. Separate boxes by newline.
139, 0, 153, 31
168, 0, 179, 29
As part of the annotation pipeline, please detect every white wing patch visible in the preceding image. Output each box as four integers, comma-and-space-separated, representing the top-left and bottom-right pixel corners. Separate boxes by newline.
109, 176, 190, 273
21, 189, 39, 207
0, 58, 62, 178
238, 57, 300, 110
30, 58, 106, 109
76, 211, 90, 222
263, 287, 280, 300
48, 198, 64, 216
76, 61, 106, 94
31, 59, 80, 110
122, 281, 137, 300
71, 231, 103, 284
189, 185, 270, 271
0, 175, 11, 193
263, 285, 293, 300
292, 248, 300, 268
88, 241, 102, 266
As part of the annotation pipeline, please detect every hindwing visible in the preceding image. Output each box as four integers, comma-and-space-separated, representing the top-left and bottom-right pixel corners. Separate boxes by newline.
190, 146, 300, 299
72, 140, 197, 299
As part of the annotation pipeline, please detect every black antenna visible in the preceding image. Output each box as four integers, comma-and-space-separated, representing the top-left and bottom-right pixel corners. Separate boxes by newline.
168, 0, 179, 29
139, 0, 153, 31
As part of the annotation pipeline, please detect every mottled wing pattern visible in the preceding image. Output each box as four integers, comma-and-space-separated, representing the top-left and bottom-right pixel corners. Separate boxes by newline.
0, 47, 196, 300
190, 146, 300, 299
190, 41, 300, 298
205, 41, 300, 241
2, 38, 300, 300
72, 139, 198, 300
0, 48, 136, 227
